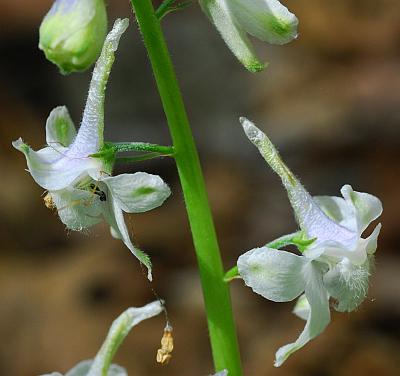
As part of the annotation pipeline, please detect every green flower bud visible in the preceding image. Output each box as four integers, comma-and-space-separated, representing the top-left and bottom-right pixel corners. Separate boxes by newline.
39, 0, 107, 74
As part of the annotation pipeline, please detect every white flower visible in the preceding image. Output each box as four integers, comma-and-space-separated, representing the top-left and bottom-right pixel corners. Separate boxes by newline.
237, 118, 382, 366
199, 0, 298, 72
211, 371, 228, 376
41, 301, 164, 376
13, 19, 171, 280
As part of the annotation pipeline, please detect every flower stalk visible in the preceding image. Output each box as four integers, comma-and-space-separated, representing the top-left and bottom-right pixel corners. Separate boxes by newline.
113, 142, 174, 154
130, 0, 242, 374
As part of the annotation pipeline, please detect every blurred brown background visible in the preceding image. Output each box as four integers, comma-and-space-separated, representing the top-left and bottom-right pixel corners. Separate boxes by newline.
0, 0, 399, 375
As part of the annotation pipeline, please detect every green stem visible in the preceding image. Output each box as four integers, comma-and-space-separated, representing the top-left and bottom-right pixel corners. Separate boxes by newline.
155, 0, 176, 19
130, 1, 242, 374
113, 142, 174, 154
116, 152, 173, 164
156, 0, 192, 20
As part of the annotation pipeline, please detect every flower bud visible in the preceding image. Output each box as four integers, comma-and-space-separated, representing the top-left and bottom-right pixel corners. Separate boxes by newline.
39, 0, 107, 74
200, 0, 298, 72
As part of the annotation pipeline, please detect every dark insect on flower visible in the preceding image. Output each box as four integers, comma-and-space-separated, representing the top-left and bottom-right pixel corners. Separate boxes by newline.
89, 183, 107, 202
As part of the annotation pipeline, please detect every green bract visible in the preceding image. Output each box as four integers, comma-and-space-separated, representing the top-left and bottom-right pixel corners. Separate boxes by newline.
39, 0, 107, 74
238, 118, 382, 366
14, 19, 171, 281
199, 0, 298, 72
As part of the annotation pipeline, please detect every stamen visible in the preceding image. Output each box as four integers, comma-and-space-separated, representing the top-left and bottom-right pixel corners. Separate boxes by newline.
156, 324, 174, 365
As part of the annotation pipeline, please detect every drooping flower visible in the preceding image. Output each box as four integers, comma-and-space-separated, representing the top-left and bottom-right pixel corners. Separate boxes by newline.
237, 118, 382, 366
199, 0, 298, 72
39, 0, 108, 74
13, 19, 171, 280
41, 301, 164, 376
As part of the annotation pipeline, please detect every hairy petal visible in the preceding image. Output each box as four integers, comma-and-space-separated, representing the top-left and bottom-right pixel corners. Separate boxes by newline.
199, 0, 266, 72
229, 0, 298, 44
103, 173, 171, 213
324, 257, 371, 313
275, 262, 330, 366
238, 247, 306, 302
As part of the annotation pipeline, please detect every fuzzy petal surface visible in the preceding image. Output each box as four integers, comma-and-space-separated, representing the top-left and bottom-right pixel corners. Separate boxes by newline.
238, 247, 306, 302
323, 258, 370, 313
103, 173, 171, 213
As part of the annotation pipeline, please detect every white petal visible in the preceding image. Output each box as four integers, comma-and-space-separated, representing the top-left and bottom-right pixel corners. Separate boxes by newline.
51, 188, 103, 231
69, 19, 129, 158
292, 294, 310, 321
313, 195, 357, 233
238, 247, 306, 302
365, 223, 381, 255
317, 223, 380, 265
241, 117, 358, 249
110, 226, 121, 239
341, 185, 383, 234
105, 365, 128, 376
12, 138, 101, 191
103, 173, 171, 213
200, 0, 266, 72
103, 197, 153, 280
65, 360, 92, 376
306, 240, 368, 266
291, 184, 357, 249
211, 371, 228, 376
324, 254, 374, 313
275, 262, 330, 366
86, 301, 163, 376
229, 0, 298, 44
46, 106, 76, 148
